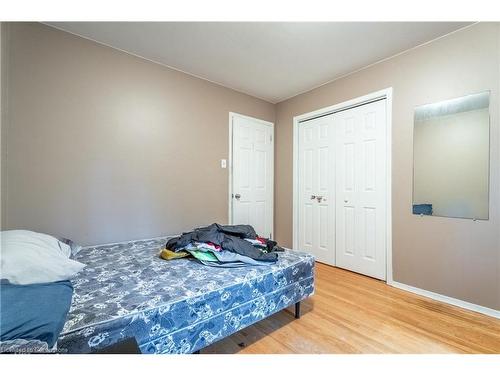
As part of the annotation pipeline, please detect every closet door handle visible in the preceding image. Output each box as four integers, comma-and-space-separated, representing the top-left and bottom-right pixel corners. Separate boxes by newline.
234, 194, 241, 200
310, 195, 316, 200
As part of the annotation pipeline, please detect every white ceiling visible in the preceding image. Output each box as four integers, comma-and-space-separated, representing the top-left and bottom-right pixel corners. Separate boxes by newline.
45, 22, 471, 103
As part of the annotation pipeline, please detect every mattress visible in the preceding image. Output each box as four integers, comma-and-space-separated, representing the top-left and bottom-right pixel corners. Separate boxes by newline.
57, 237, 315, 354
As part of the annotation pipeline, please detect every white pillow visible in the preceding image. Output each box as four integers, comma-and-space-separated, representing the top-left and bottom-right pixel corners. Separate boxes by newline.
0, 230, 85, 285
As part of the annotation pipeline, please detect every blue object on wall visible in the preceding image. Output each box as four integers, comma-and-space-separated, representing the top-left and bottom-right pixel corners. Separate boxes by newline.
413, 204, 433, 215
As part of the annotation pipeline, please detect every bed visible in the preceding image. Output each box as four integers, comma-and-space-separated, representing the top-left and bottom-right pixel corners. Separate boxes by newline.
57, 237, 315, 354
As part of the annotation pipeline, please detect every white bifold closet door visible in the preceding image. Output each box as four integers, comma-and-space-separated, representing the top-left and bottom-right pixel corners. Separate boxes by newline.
334, 99, 387, 280
297, 99, 387, 280
297, 115, 335, 265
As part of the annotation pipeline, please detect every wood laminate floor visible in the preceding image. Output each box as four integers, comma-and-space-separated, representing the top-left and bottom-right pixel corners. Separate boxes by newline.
203, 262, 500, 354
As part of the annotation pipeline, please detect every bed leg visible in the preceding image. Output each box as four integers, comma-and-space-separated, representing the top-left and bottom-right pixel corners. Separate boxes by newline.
294, 301, 301, 319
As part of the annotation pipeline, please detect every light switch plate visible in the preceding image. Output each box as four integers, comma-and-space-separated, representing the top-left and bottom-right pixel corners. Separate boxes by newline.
221, 159, 227, 169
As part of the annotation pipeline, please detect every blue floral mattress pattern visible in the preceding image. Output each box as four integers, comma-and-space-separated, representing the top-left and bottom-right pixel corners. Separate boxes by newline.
57, 237, 315, 354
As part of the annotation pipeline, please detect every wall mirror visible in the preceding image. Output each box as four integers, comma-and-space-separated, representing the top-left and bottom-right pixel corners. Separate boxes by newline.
412, 91, 490, 220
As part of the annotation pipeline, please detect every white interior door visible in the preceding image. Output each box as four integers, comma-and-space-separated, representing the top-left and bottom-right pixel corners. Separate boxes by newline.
335, 99, 387, 280
231, 114, 274, 238
297, 115, 335, 264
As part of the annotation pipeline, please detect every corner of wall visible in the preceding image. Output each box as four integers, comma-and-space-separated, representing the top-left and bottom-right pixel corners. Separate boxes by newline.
0, 22, 9, 230
497, 22, 500, 311
0, 22, 3, 230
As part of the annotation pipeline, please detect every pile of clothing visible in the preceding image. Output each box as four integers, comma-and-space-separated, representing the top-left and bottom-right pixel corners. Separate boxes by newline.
160, 223, 284, 268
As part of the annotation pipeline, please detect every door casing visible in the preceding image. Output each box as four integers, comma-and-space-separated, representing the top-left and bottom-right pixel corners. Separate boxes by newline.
292, 88, 393, 283
228, 112, 274, 238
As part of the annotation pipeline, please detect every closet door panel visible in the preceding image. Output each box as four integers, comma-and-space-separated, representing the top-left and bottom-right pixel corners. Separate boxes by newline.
335, 100, 387, 280
298, 115, 335, 265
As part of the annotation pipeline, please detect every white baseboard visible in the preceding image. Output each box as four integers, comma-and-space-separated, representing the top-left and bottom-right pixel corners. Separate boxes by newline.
388, 280, 500, 319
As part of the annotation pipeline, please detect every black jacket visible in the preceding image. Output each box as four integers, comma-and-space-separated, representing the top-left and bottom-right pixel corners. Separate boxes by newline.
166, 223, 279, 262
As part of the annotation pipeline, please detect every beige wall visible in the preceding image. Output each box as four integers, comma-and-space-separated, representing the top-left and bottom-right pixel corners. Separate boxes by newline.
0, 22, 3, 231
275, 23, 500, 310
1, 22, 274, 245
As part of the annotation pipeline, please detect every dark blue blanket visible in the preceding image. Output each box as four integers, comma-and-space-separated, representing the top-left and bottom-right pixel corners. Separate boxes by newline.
0, 279, 73, 348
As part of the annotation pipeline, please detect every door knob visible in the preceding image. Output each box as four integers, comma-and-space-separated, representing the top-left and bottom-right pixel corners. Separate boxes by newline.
344, 199, 348, 203
316, 196, 323, 203
310, 195, 316, 200
234, 193, 241, 200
